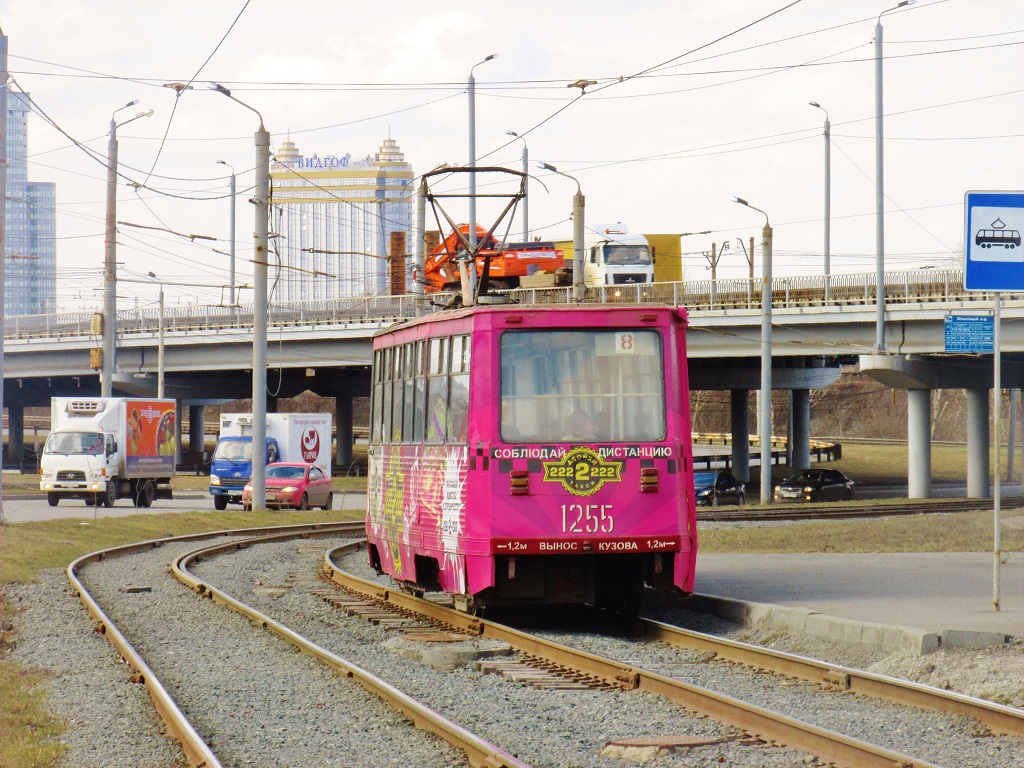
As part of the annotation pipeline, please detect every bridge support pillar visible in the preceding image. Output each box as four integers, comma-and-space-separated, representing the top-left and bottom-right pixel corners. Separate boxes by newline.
189, 405, 205, 455
907, 388, 932, 499
967, 387, 990, 499
336, 394, 353, 468
792, 389, 810, 470
730, 389, 750, 483
7, 405, 24, 465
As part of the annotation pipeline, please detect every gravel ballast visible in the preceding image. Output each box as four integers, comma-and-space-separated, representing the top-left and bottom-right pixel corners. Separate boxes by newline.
4, 533, 1024, 767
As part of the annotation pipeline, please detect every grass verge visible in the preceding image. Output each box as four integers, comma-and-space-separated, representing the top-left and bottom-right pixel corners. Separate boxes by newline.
0, 508, 362, 766
0, 660, 65, 768
699, 509, 1024, 553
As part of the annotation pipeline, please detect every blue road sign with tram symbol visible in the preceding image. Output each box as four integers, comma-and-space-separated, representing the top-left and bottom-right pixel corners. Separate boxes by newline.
965, 191, 1024, 291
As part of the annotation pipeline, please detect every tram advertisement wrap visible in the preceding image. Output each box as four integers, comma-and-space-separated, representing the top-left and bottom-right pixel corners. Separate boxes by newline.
126, 399, 176, 475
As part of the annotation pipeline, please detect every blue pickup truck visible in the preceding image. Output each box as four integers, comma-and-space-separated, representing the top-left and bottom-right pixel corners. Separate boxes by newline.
208, 436, 279, 510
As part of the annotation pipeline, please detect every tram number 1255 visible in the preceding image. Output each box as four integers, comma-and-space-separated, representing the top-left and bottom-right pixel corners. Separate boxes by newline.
562, 504, 615, 533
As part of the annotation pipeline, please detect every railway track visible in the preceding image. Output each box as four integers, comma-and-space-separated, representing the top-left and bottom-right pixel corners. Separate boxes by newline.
698, 496, 1024, 523
322, 545, 1024, 768
65, 523, 1024, 767
68, 522, 526, 768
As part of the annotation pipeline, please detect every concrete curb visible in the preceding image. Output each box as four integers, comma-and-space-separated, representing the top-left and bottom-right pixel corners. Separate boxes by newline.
685, 593, 1009, 655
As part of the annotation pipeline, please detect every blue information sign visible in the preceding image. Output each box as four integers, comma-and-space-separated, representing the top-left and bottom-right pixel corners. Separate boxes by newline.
944, 314, 994, 353
965, 190, 1024, 291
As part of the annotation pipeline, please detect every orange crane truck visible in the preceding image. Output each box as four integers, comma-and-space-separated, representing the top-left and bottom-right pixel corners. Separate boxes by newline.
423, 224, 567, 293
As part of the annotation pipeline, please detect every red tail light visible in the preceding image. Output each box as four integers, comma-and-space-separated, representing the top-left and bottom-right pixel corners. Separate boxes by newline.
640, 467, 659, 493
510, 469, 530, 496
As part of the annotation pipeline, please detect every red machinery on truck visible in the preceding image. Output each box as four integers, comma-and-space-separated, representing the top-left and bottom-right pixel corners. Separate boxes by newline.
423, 224, 566, 293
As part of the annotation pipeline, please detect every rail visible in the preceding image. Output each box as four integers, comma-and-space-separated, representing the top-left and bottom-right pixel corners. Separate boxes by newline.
2, 268, 1007, 342
172, 528, 531, 768
322, 549, 943, 768
635, 615, 1024, 737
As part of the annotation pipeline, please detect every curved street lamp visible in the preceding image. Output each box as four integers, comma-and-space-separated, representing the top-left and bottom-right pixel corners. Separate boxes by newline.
467, 54, 498, 261
540, 163, 585, 301
506, 131, 528, 242
875, 0, 916, 352
102, 101, 153, 398
809, 101, 830, 278
215, 160, 237, 306
732, 196, 773, 505
208, 82, 270, 511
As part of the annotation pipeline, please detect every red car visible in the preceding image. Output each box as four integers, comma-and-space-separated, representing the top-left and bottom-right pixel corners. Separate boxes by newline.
242, 462, 333, 511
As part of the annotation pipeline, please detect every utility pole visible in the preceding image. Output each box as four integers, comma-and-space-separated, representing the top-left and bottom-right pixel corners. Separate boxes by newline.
705, 241, 729, 281
216, 160, 236, 305
539, 162, 584, 300
507, 131, 529, 242
572, 188, 585, 301
102, 102, 152, 396
209, 83, 269, 510
468, 54, 498, 298
0, 25, 7, 522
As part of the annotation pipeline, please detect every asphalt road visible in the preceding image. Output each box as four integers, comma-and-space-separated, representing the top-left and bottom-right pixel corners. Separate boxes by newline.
0, 490, 369, 524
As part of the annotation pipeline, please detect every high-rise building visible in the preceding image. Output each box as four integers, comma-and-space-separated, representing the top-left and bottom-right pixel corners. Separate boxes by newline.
269, 136, 414, 302
5, 91, 56, 316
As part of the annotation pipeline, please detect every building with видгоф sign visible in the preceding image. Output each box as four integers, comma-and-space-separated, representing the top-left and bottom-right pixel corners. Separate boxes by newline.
270, 136, 414, 302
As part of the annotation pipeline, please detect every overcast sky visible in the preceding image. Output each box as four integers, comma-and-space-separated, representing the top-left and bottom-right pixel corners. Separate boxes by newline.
2, 0, 1021, 311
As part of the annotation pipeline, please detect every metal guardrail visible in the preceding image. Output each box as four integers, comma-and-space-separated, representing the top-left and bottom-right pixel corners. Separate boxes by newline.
691, 433, 841, 470
0, 268, 1001, 342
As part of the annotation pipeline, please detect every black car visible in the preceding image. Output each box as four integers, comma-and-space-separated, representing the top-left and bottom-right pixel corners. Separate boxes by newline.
694, 470, 745, 507
773, 469, 854, 503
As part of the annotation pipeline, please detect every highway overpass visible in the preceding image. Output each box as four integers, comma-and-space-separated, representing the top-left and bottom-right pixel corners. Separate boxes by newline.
4, 268, 1018, 497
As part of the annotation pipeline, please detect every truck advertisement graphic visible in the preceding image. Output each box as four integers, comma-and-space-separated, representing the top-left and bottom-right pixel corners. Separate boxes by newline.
126, 399, 176, 475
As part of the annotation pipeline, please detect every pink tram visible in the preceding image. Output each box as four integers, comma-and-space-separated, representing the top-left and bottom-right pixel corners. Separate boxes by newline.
365, 303, 697, 614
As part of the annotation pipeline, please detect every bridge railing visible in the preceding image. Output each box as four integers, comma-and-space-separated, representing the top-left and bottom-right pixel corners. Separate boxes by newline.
2, 268, 1004, 341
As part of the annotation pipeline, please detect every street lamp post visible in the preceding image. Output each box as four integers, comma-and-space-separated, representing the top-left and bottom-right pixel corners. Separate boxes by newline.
732, 196, 773, 505
102, 101, 153, 397
145, 272, 165, 398
215, 160, 237, 306
539, 163, 585, 301
209, 83, 270, 511
0, 30, 8, 523
809, 101, 830, 278
875, 0, 915, 353
506, 131, 529, 242
468, 53, 498, 289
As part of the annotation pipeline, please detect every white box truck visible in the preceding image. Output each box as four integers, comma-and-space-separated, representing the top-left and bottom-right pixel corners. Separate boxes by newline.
209, 412, 332, 509
40, 397, 176, 508
583, 224, 655, 287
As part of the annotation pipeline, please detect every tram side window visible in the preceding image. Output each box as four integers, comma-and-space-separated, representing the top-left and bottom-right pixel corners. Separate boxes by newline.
371, 349, 383, 443
426, 337, 448, 444
447, 334, 471, 443
391, 344, 405, 442
402, 343, 417, 442
381, 347, 393, 444
413, 339, 426, 443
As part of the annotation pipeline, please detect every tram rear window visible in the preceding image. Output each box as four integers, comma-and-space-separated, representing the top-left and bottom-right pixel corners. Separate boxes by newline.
499, 329, 666, 443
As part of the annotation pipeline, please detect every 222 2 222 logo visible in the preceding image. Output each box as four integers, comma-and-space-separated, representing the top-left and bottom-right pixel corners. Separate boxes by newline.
542, 447, 623, 496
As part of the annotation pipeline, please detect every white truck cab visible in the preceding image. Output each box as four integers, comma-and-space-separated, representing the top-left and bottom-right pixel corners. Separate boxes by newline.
583, 224, 654, 288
